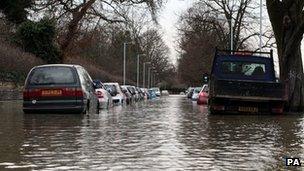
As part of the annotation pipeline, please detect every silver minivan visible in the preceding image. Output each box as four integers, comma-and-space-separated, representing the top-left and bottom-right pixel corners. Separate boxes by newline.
23, 64, 99, 114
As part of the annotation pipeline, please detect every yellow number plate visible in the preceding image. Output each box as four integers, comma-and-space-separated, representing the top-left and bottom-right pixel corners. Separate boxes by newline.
238, 106, 258, 113
41, 90, 62, 96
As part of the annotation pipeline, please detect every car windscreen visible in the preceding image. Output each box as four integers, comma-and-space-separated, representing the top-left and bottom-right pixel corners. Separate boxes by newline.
29, 66, 77, 85
194, 87, 202, 93
221, 61, 266, 77
105, 85, 117, 92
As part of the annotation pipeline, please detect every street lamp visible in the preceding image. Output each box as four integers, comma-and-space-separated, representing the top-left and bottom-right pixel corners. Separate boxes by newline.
143, 62, 151, 88
137, 54, 145, 87
148, 67, 151, 88
148, 66, 155, 88
123, 42, 133, 85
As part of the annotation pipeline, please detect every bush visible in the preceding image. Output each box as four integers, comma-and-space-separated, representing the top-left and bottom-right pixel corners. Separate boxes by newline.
16, 18, 61, 63
0, 40, 43, 84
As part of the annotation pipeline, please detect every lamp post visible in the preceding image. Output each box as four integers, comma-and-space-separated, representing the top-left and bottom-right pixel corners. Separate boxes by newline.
148, 66, 155, 88
143, 62, 150, 88
137, 54, 145, 87
147, 67, 151, 89
123, 42, 133, 85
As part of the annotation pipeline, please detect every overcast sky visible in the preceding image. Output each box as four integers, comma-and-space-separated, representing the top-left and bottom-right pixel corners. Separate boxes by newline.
159, 0, 194, 65
159, 0, 304, 71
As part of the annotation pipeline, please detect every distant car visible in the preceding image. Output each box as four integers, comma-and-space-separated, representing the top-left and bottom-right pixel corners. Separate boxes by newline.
93, 80, 113, 109
136, 87, 143, 100
23, 64, 99, 114
122, 85, 137, 102
161, 90, 169, 96
148, 89, 157, 99
191, 87, 202, 101
150, 87, 161, 97
141, 88, 149, 99
121, 85, 133, 104
187, 87, 194, 98
104, 83, 126, 105
197, 84, 209, 105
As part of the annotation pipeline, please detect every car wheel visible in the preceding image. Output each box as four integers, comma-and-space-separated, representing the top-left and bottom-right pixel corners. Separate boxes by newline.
83, 101, 90, 115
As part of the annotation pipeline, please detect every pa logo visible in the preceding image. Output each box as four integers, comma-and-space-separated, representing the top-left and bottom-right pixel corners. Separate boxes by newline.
285, 157, 301, 166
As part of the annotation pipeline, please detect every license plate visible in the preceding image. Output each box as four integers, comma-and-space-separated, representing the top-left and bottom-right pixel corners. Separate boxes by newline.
41, 90, 62, 96
238, 106, 258, 113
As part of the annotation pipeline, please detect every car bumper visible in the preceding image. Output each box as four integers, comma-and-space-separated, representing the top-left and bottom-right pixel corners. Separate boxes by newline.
23, 100, 85, 114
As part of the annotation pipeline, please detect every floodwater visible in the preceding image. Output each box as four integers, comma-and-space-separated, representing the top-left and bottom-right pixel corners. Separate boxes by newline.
0, 95, 303, 170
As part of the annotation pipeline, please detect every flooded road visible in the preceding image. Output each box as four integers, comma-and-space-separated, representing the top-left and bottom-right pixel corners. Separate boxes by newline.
0, 95, 304, 170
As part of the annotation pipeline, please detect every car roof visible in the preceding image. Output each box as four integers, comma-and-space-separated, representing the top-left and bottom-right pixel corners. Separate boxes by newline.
33, 64, 81, 69
104, 82, 119, 85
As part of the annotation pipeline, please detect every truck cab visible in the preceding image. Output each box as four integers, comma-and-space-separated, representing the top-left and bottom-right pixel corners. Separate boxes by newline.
209, 49, 286, 114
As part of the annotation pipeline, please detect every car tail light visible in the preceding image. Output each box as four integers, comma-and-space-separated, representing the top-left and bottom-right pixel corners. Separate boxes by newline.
75, 88, 84, 97
23, 89, 29, 99
212, 105, 225, 111
23, 88, 41, 99
96, 91, 104, 98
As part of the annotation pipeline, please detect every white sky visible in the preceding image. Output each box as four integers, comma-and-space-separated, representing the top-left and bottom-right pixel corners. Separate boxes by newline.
159, 0, 304, 72
159, 0, 194, 65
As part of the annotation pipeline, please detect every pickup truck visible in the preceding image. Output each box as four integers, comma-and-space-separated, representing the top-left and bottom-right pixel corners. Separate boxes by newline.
209, 49, 287, 114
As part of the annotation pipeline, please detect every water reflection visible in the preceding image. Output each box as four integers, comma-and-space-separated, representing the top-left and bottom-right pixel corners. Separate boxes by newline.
0, 97, 303, 170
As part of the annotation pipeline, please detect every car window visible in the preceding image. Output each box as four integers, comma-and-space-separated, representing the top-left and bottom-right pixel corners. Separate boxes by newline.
194, 87, 202, 93
29, 66, 76, 85
221, 61, 266, 76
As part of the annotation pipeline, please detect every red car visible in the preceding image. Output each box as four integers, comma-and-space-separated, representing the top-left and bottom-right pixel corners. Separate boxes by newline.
197, 85, 209, 105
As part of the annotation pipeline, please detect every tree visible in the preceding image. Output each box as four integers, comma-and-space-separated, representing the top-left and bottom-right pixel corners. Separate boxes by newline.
177, 3, 228, 86
0, 0, 32, 24
33, 0, 164, 59
17, 18, 60, 63
198, 0, 274, 51
267, 0, 304, 111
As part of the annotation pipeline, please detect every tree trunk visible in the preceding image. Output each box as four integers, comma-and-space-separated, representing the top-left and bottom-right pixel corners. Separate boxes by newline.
283, 43, 304, 111
267, 0, 304, 112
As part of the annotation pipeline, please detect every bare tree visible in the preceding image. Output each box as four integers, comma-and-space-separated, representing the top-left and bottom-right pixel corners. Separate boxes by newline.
32, 0, 164, 59
199, 0, 274, 51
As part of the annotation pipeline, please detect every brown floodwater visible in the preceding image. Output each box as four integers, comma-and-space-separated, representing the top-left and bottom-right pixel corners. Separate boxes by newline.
0, 95, 303, 170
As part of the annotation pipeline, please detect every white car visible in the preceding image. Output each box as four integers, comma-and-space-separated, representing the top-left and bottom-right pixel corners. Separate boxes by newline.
191, 87, 202, 101
104, 82, 126, 105
161, 90, 169, 96
93, 80, 113, 109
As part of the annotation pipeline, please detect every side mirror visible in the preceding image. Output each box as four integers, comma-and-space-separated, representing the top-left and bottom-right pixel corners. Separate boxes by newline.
92, 82, 98, 89
122, 89, 127, 93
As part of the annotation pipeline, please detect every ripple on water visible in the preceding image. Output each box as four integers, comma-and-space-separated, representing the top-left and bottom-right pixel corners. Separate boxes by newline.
0, 97, 303, 170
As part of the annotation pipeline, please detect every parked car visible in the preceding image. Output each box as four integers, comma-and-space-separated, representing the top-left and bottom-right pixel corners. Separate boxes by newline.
186, 87, 194, 98
103, 83, 126, 105
148, 89, 157, 99
161, 90, 169, 96
141, 88, 149, 99
197, 84, 209, 105
127, 85, 140, 102
121, 85, 133, 105
150, 87, 161, 97
136, 87, 144, 100
191, 87, 202, 101
23, 64, 99, 114
93, 80, 113, 109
